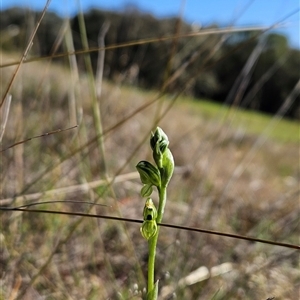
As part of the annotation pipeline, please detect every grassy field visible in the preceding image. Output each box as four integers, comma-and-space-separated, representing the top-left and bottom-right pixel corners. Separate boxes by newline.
0, 26, 299, 300
178, 96, 299, 143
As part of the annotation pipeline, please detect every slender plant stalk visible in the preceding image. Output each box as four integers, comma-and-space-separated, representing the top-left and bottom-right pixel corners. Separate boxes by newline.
0, 94, 11, 142
147, 237, 156, 292
147, 185, 167, 292
77, 6, 107, 174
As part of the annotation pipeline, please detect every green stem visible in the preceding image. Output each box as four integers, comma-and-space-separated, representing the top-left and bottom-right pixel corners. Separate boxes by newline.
147, 185, 167, 294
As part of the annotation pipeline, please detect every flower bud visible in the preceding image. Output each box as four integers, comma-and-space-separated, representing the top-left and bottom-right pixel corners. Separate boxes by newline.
150, 127, 169, 151
142, 198, 157, 220
140, 198, 158, 240
136, 161, 161, 187
149, 127, 175, 186
140, 220, 158, 240
150, 127, 171, 169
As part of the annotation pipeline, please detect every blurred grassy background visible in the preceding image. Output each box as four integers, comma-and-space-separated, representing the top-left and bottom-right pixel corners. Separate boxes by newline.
0, 5, 299, 300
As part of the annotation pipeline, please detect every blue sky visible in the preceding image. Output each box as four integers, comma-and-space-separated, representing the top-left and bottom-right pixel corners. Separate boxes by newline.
1, 0, 299, 48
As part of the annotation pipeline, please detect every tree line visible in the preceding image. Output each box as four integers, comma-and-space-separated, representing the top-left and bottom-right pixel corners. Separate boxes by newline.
1, 7, 299, 119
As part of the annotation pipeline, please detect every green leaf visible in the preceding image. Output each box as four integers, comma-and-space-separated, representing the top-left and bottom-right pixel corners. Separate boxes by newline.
147, 280, 159, 300
141, 184, 153, 197
136, 161, 161, 187
160, 148, 174, 187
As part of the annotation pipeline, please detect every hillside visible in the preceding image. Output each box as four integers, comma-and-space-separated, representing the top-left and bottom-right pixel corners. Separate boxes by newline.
0, 7, 300, 119
1, 48, 299, 299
